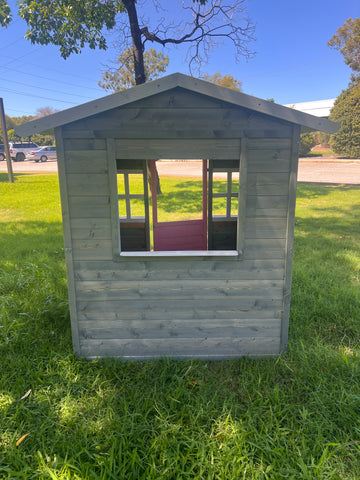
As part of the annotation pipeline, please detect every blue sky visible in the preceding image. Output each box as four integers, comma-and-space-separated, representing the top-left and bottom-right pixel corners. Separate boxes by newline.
0, 0, 358, 117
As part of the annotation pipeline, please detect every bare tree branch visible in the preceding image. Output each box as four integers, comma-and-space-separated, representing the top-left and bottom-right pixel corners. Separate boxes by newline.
138, 0, 255, 74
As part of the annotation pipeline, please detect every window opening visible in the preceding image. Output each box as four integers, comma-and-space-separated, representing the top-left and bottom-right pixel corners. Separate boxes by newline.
115, 158, 241, 255
117, 160, 150, 251
208, 160, 240, 251
150, 159, 208, 251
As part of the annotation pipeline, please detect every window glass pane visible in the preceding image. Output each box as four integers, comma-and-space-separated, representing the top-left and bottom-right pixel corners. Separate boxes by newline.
212, 197, 227, 217
232, 174, 239, 192
129, 174, 145, 218
128, 174, 144, 195
131, 199, 145, 218
117, 174, 125, 195
212, 177, 228, 194
118, 198, 127, 218
231, 197, 239, 216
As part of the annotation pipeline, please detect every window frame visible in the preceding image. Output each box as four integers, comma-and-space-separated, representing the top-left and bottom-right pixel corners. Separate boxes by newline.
108, 138, 247, 260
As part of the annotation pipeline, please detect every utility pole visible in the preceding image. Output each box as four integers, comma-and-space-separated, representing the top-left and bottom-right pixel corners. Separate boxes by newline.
0, 98, 14, 183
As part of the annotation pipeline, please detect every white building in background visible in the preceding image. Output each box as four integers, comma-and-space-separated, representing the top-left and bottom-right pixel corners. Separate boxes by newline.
284, 99, 335, 118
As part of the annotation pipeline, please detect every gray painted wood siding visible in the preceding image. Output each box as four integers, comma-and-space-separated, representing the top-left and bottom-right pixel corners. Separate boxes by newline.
60, 92, 294, 359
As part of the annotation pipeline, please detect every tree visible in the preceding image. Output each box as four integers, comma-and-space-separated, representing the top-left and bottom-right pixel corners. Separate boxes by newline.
99, 47, 169, 93
203, 72, 242, 91
329, 77, 360, 159
35, 106, 60, 118
2, 0, 255, 87
0, 0, 11, 27
328, 17, 360, 75
298, 132, 316, 157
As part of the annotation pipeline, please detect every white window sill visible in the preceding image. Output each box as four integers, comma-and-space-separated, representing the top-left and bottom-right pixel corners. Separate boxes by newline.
119, 250, 240, 257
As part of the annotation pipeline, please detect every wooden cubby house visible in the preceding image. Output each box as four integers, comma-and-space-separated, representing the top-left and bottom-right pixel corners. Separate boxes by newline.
16, 73, 338, 359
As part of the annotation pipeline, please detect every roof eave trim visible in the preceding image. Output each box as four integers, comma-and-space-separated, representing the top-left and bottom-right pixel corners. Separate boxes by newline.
15, 72, 339, 137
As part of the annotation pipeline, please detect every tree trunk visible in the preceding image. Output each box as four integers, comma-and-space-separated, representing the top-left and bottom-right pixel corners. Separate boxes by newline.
122, 0, 146, 85
122, 0, 161, 194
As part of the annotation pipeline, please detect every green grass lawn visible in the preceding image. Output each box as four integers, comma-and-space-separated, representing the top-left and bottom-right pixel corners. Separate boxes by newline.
0, 173, 359, 479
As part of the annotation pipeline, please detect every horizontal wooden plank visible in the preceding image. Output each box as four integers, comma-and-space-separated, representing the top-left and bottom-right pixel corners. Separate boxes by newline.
65, 150, 108, 174
73, 259, 285, 282
61, 107, 293, 140
246, 195, 288, 217
247, 149, 291, 173
122, 89, 235, 109
115, 139, 241, 160
245, 218, 288, 239
63, 138, 107, 151
77, 296, 283, 314
79, 336, 281, 358
72, 239, 113, 261
79, 319, 281, 340
78, 308, 282, 322
66, 173, 110, 196
247, 138, 292, 150
70, 218, 111, 240
63, 128, 293, 140
247, 173, 289, 196
75, 278, 284, 301
71, 238, 286, 261
243, 239, 286, 260
68, 195, 111, 219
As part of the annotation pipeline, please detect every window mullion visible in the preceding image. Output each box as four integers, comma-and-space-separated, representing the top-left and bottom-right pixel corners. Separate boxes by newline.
124, 173, 131, 220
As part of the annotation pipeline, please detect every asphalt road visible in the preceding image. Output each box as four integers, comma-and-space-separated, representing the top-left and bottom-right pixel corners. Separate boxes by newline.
1, 158, 360, 184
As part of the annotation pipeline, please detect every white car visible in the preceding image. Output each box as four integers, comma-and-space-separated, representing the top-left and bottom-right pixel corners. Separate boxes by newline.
26, 146, 57, 162
9, 141, 39, 161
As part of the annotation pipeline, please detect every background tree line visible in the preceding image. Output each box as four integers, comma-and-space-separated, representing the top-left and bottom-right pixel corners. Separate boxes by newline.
0, 108, 57, 146
298, 17, 359, 158
327, 17, 359, 158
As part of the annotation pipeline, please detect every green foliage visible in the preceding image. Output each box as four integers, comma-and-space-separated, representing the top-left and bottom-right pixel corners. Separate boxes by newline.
203, 72, 242, 91
298, 132, 316, 157
17, 0, 125, 58
0, 113, 55, 145
316, 131, 331, 147
5, 129, 16, 141
0, 0, 11, 26
31, 134, 55, 146
0, 174, 360, 478
330, 77, 360, 158
1, 114, 33, 142
2, 0, 255, 87
328, 17, 360, 74
99, 48, 169, 92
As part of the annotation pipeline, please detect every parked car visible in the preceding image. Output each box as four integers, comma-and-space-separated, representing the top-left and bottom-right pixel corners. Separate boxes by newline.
0, 144, 5, 161
26, 145, 57, 162
9, 141, 39, 161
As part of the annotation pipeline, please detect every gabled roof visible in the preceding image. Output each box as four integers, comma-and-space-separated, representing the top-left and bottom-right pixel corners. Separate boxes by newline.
15, 72, 339, 137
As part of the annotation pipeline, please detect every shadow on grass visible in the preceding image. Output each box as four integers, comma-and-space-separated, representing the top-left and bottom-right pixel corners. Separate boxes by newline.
0, 172, 58, 184
297, 182, 360, 198
0, 172, 28, 183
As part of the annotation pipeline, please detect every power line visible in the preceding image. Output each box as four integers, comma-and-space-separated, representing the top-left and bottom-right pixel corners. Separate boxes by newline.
1, 63, 103, 93
5, 107, 35, 116
0, 38, 23, 50
1, 87, 78, 105
1, 77, 95, 101
0, 52, 104, 84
